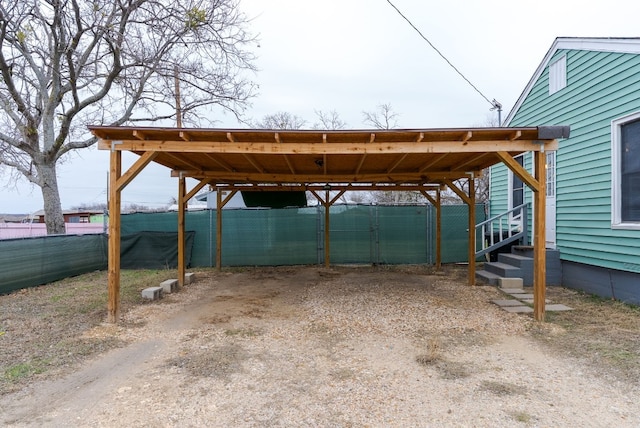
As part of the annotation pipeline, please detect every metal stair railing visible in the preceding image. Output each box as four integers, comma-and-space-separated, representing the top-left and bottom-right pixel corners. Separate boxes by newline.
475, 203, 528, 258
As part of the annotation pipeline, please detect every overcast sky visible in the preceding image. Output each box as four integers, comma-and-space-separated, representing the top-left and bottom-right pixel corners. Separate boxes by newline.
2, 0, 640, 213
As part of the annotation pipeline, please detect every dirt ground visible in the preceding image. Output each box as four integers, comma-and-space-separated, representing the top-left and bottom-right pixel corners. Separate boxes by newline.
1, 265, 640, 427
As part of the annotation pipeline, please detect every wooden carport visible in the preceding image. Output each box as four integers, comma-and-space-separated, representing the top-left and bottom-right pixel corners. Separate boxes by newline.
89, 126, 567, 323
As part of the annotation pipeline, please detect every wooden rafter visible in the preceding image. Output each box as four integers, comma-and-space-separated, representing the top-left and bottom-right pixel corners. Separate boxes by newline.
419, 153, 449, 173
243, 154, 265, 174
283, 155, 296, 174
133, 130, 147, 140
202, 153, 235, 172
165, 152, 203, 171
387, 153, 409, 174
355, 154, 367, 175
457, 152, 492, 171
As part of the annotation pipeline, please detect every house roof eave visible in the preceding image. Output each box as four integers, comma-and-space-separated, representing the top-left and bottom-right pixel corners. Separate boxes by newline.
504, 37, 640, 126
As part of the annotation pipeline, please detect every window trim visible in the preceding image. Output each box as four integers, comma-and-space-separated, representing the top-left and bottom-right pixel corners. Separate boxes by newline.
611, 111, 640, 230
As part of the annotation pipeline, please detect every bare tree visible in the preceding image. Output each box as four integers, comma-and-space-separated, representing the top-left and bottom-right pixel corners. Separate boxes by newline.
253, 111, 306, 129
362, 103, 399, 129
312, 109, 347, 130
362, 103, 423, 204
0, 0, 256, 233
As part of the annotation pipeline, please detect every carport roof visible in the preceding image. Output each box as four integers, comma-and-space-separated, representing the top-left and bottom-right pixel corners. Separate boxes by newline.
90, 126, 563, 186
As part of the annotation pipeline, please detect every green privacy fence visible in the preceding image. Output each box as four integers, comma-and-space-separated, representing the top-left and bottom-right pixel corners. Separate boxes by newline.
121, 204, 486, 267
0, 204, 485, 294
0, 234, 108, 294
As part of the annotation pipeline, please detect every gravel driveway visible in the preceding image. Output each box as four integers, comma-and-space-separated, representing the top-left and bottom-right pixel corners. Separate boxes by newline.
1, 265, 639, 427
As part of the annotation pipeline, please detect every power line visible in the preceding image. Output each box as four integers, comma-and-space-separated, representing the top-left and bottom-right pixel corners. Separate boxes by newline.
385, 0, 501, 117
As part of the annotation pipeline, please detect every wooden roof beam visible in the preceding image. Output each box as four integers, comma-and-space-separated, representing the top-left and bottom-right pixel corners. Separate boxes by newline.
170, 170, 467, 182
187, 183, 442, 193
97, 138, 559, 154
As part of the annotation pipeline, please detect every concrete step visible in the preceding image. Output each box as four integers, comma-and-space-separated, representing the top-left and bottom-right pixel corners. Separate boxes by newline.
497, 253, 533, 269
498, 277, 523, 289
476, 269, 501, 286
508, 246, 561, 285
483, 261, 522, 278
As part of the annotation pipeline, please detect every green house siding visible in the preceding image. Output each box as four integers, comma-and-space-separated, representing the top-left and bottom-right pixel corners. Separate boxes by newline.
491, 48, 640, 273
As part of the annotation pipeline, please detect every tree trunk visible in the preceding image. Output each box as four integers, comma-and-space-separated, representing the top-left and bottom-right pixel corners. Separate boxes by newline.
38, 162, 66, 235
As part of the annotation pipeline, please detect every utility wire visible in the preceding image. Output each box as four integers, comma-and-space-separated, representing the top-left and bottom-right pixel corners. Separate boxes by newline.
385, 0, 501, 114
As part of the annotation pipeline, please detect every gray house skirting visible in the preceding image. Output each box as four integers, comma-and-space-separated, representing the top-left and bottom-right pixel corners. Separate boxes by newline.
562, 260, 640, 305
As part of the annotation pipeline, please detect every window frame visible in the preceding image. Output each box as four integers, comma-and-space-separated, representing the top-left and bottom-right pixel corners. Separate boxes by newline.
611, 111, 640, 230
508, 154, 525, 221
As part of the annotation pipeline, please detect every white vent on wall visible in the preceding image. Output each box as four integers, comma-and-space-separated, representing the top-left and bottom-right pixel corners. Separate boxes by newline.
549, 55, 567, 95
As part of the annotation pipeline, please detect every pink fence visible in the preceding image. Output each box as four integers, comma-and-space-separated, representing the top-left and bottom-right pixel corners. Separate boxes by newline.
0, 223, 105, 239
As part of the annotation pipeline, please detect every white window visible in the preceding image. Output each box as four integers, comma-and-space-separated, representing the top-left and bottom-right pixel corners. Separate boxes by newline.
546, 151, 556, 198
549, 55, 567, 95
612, 111, 640, 229
507, 154, 526, 227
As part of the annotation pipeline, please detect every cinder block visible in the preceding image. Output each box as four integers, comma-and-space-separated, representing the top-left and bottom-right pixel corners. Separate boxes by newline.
142, 286, 163, 300
160, 279, 178, 293
499, 277, 523, 289
184, 272, 195, 284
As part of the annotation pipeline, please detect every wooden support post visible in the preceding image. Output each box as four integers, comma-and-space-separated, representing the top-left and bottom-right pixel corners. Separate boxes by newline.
436, 189, 441, 270
178, 176, 186, 286
444, 179, 475, 283
421, 189, 441, 270
216, 189, 222, 271
468, 178, 476, 286
107, 150, 122, 323
533, 150, 547, 321
324, 189, 330, 268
